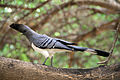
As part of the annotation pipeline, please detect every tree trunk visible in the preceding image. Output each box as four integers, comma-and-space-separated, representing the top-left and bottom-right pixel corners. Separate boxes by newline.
0, 56, 120, 80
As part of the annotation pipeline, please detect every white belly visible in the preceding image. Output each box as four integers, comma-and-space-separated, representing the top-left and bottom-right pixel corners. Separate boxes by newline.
31, 43, 70, 58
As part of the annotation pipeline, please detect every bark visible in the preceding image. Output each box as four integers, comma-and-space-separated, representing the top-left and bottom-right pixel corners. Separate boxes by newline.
0, 57, 120, 80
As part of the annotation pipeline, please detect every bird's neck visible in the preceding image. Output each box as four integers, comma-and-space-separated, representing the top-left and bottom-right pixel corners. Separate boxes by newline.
23, 30, 37, 43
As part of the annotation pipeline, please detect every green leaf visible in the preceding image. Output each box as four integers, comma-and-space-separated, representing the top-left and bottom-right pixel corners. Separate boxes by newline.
20, 53, 30, 62
54, 32, 60, 36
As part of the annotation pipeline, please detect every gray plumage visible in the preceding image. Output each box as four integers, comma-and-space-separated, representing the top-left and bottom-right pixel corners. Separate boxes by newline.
10, 23, 110, 66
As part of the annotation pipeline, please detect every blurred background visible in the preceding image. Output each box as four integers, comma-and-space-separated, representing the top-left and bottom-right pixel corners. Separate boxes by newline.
0, 0, 120, 68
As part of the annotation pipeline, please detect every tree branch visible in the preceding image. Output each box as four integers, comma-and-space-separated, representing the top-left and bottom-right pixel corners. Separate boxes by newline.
73, 18, 119, 42
32, 0, 120, 30
55, 18, 119, 42
16, 0, 51, 23
0, 4, 32, 10
0, 56, 120, 80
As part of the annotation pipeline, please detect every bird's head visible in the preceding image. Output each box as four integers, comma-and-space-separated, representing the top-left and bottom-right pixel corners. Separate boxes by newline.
10, 23, 30, 34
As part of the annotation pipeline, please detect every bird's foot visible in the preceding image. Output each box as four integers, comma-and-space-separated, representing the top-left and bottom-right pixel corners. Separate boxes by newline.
42, 63, 46, 65
42, 63, 53, 67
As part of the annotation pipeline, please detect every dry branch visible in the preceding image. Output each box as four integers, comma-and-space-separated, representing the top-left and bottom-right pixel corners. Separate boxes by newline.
0, 57, 120, 80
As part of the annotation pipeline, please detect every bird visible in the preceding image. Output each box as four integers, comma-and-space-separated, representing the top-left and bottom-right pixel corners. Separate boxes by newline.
10, 23, 110, 66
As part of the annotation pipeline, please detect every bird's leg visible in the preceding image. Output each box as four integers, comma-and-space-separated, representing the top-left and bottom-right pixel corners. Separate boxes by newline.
42, 57, 49, 65
50, 56, 53, 67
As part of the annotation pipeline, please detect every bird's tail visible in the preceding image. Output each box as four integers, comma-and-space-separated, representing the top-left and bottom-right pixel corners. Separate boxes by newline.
68, 45, 109, 57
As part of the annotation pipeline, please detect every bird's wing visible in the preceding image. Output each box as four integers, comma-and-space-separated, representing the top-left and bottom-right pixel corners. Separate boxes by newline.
54, 38, 76, 45
32, 35, 73, 51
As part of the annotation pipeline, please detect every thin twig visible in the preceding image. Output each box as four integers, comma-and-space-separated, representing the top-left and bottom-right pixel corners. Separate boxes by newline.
97, 21, 120, 65
108, 21, 120, 59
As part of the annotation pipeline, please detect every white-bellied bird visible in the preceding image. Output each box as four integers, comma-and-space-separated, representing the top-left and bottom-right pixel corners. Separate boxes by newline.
10, 24, 110, 66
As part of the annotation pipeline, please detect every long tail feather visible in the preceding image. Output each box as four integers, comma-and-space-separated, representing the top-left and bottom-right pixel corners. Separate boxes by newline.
68, 45, 109, 57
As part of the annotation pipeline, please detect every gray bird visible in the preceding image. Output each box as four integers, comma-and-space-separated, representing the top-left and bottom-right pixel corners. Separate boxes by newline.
10, 23, 110, 66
